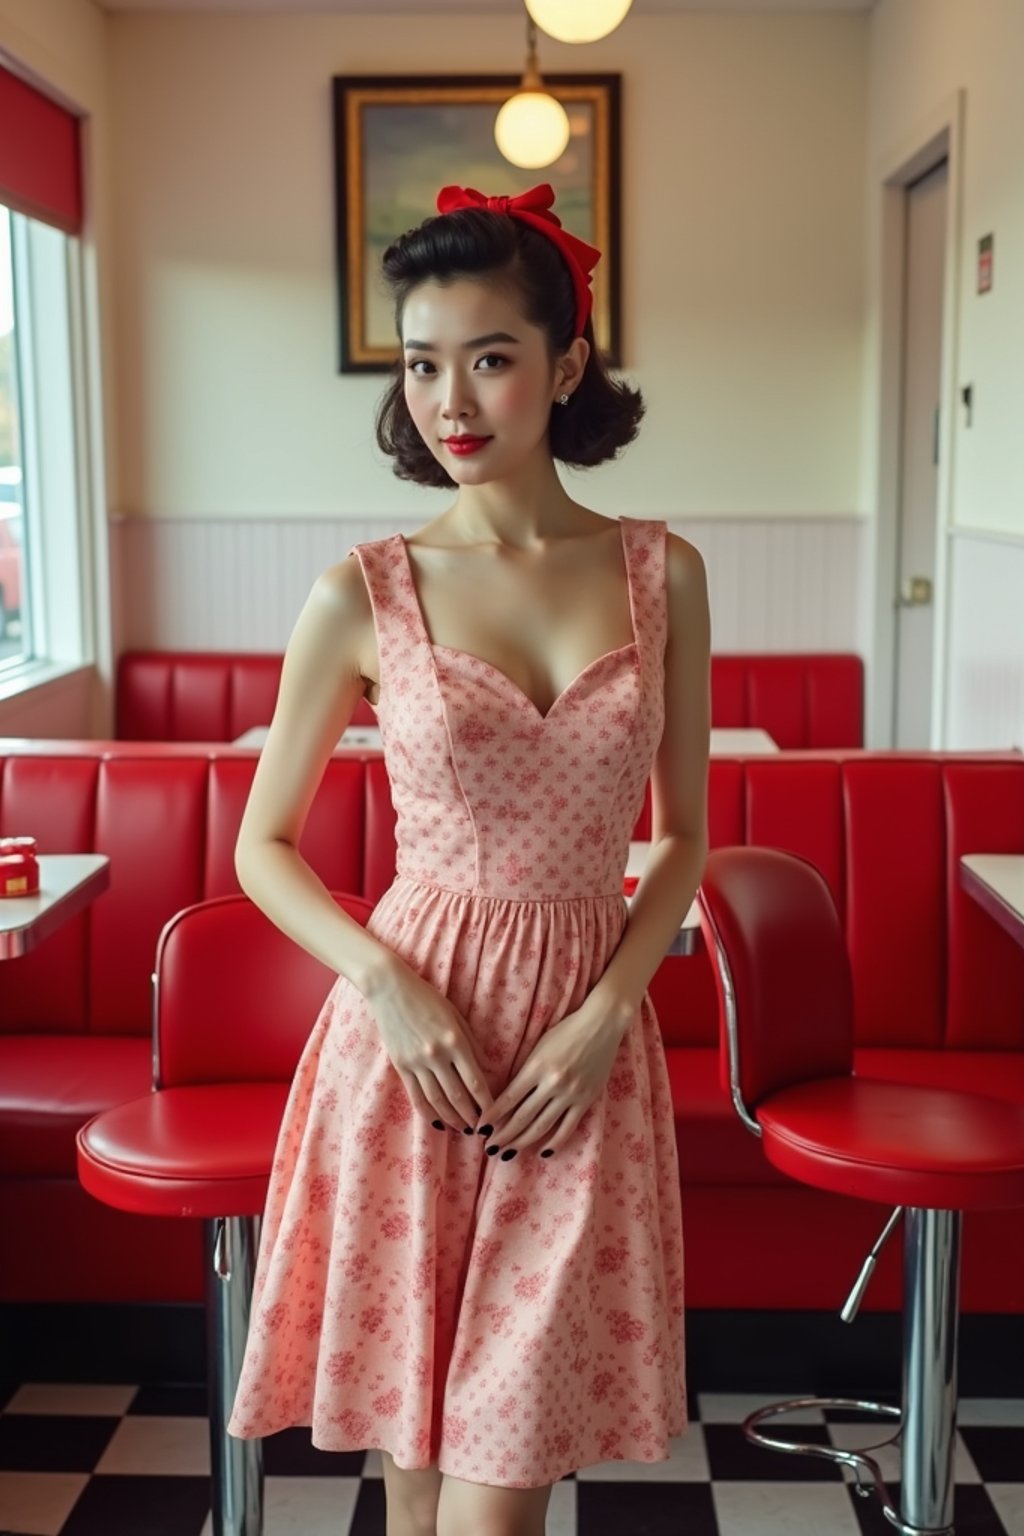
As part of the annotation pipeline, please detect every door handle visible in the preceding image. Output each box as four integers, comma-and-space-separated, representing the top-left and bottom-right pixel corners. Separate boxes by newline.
897, 576, 933, 607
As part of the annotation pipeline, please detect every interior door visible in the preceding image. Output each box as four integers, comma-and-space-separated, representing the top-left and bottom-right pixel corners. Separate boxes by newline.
893, 158, 948, 747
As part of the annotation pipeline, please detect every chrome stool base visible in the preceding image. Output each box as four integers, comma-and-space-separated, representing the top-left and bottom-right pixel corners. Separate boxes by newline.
738, 1206, 962, 1536
742, 1397, 953, 1536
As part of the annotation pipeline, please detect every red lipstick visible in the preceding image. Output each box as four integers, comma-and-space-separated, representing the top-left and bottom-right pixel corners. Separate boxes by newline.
442, 436, 491, 456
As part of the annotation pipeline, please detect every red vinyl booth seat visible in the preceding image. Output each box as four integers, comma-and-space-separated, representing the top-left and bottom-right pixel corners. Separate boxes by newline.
116, 649, 864, 748
78, 893, 375, 1219
1, 741, 1021, 1315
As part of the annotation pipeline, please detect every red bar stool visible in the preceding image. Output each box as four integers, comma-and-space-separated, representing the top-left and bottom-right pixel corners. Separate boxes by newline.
76, 891, 374, 1536
697, 847, 1024, 1536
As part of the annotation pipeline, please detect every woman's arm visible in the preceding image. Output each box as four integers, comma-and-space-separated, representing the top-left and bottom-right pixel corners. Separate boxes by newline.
233, 558, 404, 1002
589, 531, 712, 1034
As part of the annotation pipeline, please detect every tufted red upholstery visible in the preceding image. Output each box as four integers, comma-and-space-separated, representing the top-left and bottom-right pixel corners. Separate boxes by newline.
1, 739, 1021, 1313
711, 653, 863, 747
116, 650, 863, 748
115, 651, 378, 741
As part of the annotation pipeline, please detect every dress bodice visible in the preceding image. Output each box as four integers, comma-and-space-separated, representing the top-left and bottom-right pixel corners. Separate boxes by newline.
351, 517, 667, 901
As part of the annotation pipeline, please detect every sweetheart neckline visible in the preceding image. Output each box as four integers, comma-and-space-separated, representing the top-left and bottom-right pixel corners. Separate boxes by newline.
430, 640, 639, 723
394, 522, 640, 723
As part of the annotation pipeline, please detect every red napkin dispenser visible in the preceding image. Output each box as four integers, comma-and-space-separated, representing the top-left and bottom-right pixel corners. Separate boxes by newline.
0, 836, 40, 897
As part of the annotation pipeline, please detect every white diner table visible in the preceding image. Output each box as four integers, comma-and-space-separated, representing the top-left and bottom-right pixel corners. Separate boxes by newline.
626, 840, 702, 956
232, 724, 382, 750
0, 853, 111, 961
708, 727, 778, 754
960, 854, 1024, 950
230, 724, 777, 756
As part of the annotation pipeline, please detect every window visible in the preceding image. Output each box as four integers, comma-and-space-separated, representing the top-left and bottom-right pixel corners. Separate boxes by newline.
0, 62, 94, 693
0, 207, 27, 666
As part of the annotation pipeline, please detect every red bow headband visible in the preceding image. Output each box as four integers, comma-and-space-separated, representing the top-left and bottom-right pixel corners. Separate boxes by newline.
435, 182, 601, 340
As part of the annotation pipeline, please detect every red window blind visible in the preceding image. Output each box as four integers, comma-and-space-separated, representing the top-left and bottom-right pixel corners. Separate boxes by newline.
0, 62, 83, 236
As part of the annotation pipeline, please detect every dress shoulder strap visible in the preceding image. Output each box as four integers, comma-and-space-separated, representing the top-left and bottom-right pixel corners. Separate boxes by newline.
347, 534, 433, 710
621, 517, 668, 679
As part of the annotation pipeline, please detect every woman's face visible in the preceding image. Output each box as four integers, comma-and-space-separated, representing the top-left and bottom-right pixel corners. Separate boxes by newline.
401, 276, 570, 485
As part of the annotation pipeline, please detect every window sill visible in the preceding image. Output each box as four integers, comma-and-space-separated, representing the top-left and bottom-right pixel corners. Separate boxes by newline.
0, 660, 92, 706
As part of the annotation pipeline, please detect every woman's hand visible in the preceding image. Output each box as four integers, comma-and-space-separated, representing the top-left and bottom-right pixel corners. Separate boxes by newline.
366, 961, 495, 1132
482, 996, 633, 1156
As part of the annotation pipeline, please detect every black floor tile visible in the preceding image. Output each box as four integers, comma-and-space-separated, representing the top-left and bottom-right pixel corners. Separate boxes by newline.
576, 1480, 719, 1535
959, 1426, 1024, 1483
851, 1482, 1011, 1536
129, 1384, 207, 1417
261, 1424, 368, 1478
346, 1476, 388, 1536
58, 1474, 211, 1536
703, 1421, 844, 1481
0, 1413, 119, 1473
823, 1401, 901, 1425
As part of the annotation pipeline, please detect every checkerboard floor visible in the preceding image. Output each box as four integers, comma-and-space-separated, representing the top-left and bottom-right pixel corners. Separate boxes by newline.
1, 1380, 1022, 1535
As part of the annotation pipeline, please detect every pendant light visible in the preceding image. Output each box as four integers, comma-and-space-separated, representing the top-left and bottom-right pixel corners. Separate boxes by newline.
526, 0, 633, 45
494, 15, 571, 170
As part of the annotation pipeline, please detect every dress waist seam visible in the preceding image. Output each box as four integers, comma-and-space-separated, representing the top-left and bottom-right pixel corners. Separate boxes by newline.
389, 872, 625, 905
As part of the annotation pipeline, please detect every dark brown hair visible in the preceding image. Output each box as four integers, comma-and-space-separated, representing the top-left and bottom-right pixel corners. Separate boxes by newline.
374, 205, 644, 488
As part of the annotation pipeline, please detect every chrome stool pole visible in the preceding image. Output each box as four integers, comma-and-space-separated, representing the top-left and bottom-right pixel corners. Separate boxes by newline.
206, 1216, 264, 1536
901, 1208, 961, 1533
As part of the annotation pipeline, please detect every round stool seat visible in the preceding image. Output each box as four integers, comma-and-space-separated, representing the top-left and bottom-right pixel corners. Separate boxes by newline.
758, 1076, 1024, 1210
76, 1082, 289, 1219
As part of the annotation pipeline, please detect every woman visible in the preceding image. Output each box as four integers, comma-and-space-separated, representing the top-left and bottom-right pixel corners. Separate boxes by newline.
226, 183, 710, 1536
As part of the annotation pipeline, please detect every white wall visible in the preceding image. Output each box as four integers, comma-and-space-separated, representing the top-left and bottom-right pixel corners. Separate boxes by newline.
108, 10, 868, 525
864, 0, 1024, 749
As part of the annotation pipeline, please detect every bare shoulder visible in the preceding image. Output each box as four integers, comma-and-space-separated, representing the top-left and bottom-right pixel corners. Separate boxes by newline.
274, 551, 379, 704
311, 552, 374, 625
664, 532, 709, 629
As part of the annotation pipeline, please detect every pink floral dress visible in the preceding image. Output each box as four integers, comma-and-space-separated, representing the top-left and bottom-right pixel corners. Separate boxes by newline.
226, 515, 687, 1488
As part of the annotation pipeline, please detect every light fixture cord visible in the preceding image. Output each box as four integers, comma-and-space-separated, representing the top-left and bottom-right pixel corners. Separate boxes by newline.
522, 9, 543, 91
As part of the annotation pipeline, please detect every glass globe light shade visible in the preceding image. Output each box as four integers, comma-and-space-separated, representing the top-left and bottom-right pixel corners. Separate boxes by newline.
494, 90, 571, 169
525, 0, 633, 44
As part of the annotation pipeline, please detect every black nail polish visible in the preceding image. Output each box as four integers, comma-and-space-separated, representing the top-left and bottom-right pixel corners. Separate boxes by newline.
500, 1148, 517, 1160
540, 1149, 554, 1158
478, 1124, 493, 1137
486, 1144, 501, 1156
462, 1126, 474, 1134
431, 1119, 444, 1130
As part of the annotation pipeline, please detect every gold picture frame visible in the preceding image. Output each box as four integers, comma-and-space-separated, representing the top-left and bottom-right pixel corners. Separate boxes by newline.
332, 73, 621, 373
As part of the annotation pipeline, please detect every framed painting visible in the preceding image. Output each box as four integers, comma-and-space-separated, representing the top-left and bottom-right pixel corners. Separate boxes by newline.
332, 73, 621, 373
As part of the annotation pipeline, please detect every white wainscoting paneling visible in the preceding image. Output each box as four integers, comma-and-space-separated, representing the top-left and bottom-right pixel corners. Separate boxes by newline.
945, 528, 1024, 752
110, 513, 870, 657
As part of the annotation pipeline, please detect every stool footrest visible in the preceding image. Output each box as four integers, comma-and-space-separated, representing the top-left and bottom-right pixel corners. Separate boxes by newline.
742, 1398, 953, 1536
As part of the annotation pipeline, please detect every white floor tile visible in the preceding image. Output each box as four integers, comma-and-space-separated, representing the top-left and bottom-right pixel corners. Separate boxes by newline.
4, 1381, 138, 1416
826, 1423, 980, 1486
698, 1392, 826, 1425
94, 1413, 211, 1475
988, 1483, 1024, 1536
713, 1480, 862, 1536
545, 1476, 577, 1536
264, 1476, 361, 1535
0, 1471, 89, 1535
576, 1428, 709, 1481
957, 1398, 1024, 1427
